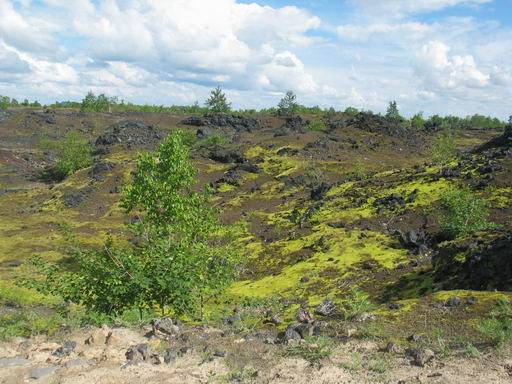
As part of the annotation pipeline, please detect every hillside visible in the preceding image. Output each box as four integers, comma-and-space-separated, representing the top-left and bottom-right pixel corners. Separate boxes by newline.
0, 108, 511, 383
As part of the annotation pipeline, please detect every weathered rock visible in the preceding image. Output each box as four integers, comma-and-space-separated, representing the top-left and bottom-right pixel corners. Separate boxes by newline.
433, 234, 512, 291
283, 327, 302, 344
208, 147, 246, 164
151, 318, 180, 338
445, 297, 462, 307
405, 348, 435, 367
62, 186, 95, 208
310, 183, 331, 201
163, 348, 178, 364
297, 307, 314, 323
95, 120, 164, 148
63, 359, 92, 368
181, 116, 206, 126
52, 340, 77, 358
315, 299, 337, 317
126, 343, 150, 363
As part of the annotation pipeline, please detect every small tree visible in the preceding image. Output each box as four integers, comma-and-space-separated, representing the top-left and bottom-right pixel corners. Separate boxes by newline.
430, 130, 456, 165
80, 91, 116, 112
411, 112, 425, 130
0, 96, 10, 110
343, 106, 359, 117
438, 186, 495, 239
205, 86, 231, 113
277, 90, 298, 117
386, 101, 401, 121
33, 131, 242, 318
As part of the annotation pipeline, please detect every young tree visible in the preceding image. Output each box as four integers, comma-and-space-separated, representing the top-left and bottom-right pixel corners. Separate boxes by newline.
343, 106, 359, 117
411, 112, 425, 130
277, 90, 298, 116
205, 86, 231, 113
33, 131, 242, 318
438, 186, 495, 239
0, 96, 10, 110
386, 101, 401, 121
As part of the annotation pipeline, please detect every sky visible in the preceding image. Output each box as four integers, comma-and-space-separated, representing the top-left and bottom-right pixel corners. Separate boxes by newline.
0, 0, 511, 118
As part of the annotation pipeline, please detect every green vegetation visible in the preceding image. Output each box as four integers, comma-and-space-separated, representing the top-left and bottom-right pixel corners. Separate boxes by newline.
430, 130, 456, 164
386, 100, 402, 121
205, 86, 231, 113
343, 106, 359, 117
278, 90, 298, 116
308, 119, 327, 132
438, 186, 495, 238
478, 299, 512, 346
40, 131, 93, 179
411, 112, 425, 130
30, 131, 242, 319
286, 336, 335, 364
342, 289, 375, 320
80, 91, 117, 112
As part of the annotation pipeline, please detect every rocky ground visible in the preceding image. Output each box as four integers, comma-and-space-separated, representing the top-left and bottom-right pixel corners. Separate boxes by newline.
0, 108, 511, 383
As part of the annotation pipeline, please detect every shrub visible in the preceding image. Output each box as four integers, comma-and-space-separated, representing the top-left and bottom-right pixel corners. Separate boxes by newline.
277, 90, 298, 117
0, 95, 10, 110
342, 289, 375, 320
438, 186, 495, 238
205, 86, 231, 113
308, 120, 327, 132
32, 131, 242, 319
430, 130, 456, 164
343, 106, 359, 117
80, 91, 117, 112
40, 131, 93, 179
478, 299, 512, 346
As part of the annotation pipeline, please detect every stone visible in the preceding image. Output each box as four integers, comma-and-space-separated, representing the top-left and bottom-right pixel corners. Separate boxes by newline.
151, 317, 180, 338
163, 348, 178, 364
30, 366, 59, 379
0, 357, 30, 367
52, 340, 77, 358
407, 333, 421, 342
125, 343, 150, 363
385, 342, 397, 353
445, 297, 462, 307
315, 299, 337, 317
297, 307, 314, 323
283, 327, 302, 344
405, 348, 435, 367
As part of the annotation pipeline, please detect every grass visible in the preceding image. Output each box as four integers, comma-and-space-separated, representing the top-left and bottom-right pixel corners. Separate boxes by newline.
342, 289, 376, 320
340, 351, 363, 372
286, 336, 335, 364
477, 299, 512, 346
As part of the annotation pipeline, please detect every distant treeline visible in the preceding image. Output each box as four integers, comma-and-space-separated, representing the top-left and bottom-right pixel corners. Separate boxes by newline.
0, 91, 506, 131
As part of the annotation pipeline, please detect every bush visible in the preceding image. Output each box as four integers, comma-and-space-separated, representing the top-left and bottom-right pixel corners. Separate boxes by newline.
32, 131, 242, 319
342, 289, 375, 320
80, 91, 117, 112
205, 86, 231, 113
343, 106, 359, 117
308, 120, 327, 132
430, 130, 456, 164
438, 186, 495, 239
40, 131, 93, 179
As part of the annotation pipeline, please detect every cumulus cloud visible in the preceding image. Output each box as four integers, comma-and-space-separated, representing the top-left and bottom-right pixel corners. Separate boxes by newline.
414, 40, 490, 91
338, 22, 431, 41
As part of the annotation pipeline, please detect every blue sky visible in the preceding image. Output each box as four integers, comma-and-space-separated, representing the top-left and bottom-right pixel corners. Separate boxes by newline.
0, 0, 511, 118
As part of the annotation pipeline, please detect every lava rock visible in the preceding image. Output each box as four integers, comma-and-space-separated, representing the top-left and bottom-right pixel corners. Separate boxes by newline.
52, 340, 77, 358
405, 348, 435, 367
315, 299, 337, 317
310, 183, 331, 201
151, 318, 180, 338
126, 343, 150, 363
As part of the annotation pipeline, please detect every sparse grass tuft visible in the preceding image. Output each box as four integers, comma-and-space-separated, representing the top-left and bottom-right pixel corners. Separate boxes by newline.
286, 336, 335, 364
342, 289, 376, 320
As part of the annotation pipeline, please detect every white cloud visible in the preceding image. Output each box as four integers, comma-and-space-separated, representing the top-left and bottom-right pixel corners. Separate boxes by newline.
414, 40, 490, 91
338, 22, 431, 41
348, 0, 492, 18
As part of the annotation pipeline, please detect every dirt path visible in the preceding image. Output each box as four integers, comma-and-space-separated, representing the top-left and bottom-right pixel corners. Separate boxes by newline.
1, 326, 511, 384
